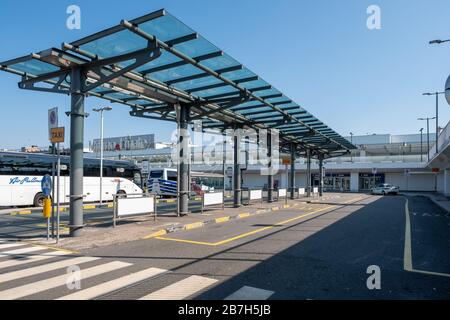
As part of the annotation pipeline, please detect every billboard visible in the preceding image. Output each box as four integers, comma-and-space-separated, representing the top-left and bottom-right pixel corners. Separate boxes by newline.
91, 134, 155, 152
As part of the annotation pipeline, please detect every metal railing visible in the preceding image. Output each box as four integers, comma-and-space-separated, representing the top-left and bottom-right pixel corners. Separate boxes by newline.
243, 188, 264, 206
113, 193, 157, 227
200, 191, 225, 214
428, 121, 450, 161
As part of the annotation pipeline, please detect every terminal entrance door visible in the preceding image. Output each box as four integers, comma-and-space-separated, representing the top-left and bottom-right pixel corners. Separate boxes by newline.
359, 174, 385, 191
320, 174, 350, 192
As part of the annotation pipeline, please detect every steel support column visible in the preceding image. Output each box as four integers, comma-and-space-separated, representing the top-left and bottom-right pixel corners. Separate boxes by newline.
267, 131, 274, 203
306, 149, 312, 198
69, 67, 85, 237
177, 104, 190, 216
233, 127, 242, 208
318, 154, 324, 197
290, 143, 296, 199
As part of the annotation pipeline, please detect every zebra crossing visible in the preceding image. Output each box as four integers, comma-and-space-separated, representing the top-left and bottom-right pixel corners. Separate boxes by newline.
0, 239, 272, 300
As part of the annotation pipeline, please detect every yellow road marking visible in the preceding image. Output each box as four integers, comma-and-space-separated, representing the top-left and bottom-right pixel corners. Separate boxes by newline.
23, 241, 78, 254
157, 205, 336, 246
154, 237, 217, 246
215, 216, 230, 223
83, 205, 96, 210
154, 195, 367, 247
238, 213, 250, 219
143, 229, 167, 239
185, 222, 204, 230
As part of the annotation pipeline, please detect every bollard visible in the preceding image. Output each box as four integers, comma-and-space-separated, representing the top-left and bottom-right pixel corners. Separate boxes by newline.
43, 197, 51, 241
43, 197, 52, 218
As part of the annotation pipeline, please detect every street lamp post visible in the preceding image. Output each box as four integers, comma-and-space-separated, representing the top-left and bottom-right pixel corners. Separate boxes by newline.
418, 116, 436, 162
93, 106, 112, 205
422, 92, 444, 154
349, 132, 354, 163
429, 39, 450, 45
419, 128, 424, 162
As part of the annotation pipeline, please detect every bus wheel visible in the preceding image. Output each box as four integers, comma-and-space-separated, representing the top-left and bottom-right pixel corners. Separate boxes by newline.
33, 193, 46, 208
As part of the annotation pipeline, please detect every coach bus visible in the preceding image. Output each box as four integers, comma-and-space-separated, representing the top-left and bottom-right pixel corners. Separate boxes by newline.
147, 168, 223, 197
0, 152, 143, 207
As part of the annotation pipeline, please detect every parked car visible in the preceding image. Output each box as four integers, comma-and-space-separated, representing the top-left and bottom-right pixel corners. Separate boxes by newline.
371, 183, 399, 195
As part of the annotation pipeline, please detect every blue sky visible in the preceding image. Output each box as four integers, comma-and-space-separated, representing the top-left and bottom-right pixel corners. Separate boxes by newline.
1, 0, 450, 149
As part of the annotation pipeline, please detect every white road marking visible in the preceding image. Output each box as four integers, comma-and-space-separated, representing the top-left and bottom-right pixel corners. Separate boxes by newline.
139, 275, 218, 300
0, 246, 48, 258
403, 196, 450, 278
0, 243, 25, 250
0, 261, 131, 300
225, 286, 274, 300
0, 256, 99, 284
57, 267, 167, 300
0, 251, 69, 270
403, 197, 413, 271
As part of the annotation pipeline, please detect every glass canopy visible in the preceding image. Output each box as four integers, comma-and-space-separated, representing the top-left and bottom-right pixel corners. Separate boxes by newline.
0, 8, 354, 156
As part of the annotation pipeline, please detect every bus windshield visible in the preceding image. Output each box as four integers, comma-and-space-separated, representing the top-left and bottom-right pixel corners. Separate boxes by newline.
149, 170, 163, 179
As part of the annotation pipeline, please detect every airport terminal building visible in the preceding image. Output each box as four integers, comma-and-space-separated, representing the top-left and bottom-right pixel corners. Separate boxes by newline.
95, 130, 446, 193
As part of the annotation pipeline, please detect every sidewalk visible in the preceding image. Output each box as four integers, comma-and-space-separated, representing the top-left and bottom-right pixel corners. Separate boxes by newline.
23, 193, 346, 252
402, 192, 450, 213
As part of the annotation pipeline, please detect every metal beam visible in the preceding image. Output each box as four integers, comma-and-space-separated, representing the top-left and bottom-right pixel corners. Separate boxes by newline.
306, 148, 311, 198
83, 44, 162, 92
166, 65, 243, 85
140, 51, 223, 75
318, 153, 324, 197
70, 9, 166, 48
267, 130, 274, 203
69, 67, 85, 237
165, 33, 198, 47
233, 128, 242, 208
177, 103, 191, 216
190, 96, 250, 120
241, 106, 298, 117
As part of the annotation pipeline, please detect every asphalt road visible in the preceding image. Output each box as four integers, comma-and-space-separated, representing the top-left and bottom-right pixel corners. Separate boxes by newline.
0, 194, 449, 300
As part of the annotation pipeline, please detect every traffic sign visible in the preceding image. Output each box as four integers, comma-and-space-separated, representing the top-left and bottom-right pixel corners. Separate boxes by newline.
282, 158, 292, 166
226, 167, 233, 178
445, 75, 450, 106
41, 174, 52, 197
50, 127, 65, 143
48, 108, 58, 140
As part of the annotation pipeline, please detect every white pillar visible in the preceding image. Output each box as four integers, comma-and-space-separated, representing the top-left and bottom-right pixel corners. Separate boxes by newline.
350, 172, 359, 192
444, 169, 450, 196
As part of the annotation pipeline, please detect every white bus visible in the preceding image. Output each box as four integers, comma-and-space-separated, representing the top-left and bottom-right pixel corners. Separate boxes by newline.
147, 168, 223, 197
0, 152, 143, 207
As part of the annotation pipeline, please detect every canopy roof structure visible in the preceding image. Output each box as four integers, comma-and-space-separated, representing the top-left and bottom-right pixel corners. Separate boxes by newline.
0, 8, 354, 159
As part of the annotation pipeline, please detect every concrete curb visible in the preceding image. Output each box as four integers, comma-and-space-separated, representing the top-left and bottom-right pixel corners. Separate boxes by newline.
143, 202, 300, 240
427, 197, 450, 213
402, 192, 450, 213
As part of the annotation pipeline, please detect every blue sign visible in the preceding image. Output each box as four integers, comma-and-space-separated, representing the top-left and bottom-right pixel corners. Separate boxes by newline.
41, 175, 52, 197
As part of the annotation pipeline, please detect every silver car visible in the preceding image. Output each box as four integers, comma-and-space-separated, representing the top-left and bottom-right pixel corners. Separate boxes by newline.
371, 183, 399, 195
